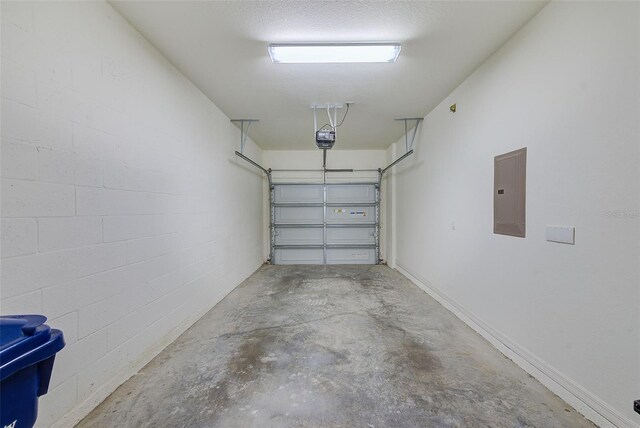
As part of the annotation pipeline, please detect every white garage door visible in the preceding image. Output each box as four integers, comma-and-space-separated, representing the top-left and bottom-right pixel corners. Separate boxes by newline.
271, 183, 379, 264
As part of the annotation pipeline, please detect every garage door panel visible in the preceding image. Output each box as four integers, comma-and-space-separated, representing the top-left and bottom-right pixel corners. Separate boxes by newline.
326, 206, 375, 224
326, 227, 375, 245
326, 184, 376, 203
326, 248, 376, 264
274, 185, 323, 203
274, 206, 323, 224
274, 248, 324, 264
274, 227, 323, 245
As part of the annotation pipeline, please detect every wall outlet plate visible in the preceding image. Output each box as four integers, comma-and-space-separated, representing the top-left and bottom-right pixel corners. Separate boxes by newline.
545, 226, 575, 245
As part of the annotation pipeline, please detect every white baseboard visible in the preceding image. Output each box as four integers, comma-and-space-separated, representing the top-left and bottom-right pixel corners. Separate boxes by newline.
395, 263, 636, 428
52, 265, 260, 428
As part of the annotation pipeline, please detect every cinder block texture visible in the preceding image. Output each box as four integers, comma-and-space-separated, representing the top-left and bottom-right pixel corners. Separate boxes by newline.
0, 2, 264, 426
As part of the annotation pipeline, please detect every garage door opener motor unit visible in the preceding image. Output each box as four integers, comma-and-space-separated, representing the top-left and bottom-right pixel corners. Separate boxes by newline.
313, 104, 348, 150
315, 129, 335, 149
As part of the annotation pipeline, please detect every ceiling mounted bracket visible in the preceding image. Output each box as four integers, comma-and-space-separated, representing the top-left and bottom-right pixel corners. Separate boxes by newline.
395, 117, 423, 152
310, 104, 344, 110
230, 119, 259, 154
311, 104, 343, 132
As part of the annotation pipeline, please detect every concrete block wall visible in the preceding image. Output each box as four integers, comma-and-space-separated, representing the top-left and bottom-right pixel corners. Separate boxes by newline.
0, 1, 264, 426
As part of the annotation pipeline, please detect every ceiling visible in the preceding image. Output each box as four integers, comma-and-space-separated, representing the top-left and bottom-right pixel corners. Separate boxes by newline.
110, 1, 547, 150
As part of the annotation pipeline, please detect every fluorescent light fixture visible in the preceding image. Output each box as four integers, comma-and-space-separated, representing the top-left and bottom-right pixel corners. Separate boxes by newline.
268, 43, 401, 64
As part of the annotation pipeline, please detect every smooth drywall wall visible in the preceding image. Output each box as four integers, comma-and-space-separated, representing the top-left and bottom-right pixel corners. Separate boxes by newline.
262, 149, 390, 261
0, 2, 264, 426
391, 2, 639, 426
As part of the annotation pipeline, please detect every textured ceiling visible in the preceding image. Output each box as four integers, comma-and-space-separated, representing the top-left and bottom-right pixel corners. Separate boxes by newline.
110, 1, 547, 150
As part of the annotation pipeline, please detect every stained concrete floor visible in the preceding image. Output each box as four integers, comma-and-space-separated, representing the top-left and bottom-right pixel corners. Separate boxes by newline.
78, 265, 593, 427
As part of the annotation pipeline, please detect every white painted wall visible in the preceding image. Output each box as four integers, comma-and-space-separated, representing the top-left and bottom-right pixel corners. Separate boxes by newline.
390, 2, 639, 426
262, 149, 391, 261
0, 2, 264, 426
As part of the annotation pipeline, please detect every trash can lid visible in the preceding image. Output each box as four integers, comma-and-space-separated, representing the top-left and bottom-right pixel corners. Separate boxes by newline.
0, 315, 65, 382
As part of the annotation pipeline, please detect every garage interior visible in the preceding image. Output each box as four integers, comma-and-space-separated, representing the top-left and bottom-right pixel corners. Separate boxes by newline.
0, 1, 638, 427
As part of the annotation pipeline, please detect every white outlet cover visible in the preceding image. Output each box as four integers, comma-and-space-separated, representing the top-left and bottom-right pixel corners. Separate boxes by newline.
546, 226, 575, 245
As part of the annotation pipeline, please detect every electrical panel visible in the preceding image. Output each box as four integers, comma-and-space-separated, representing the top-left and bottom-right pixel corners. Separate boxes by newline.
494, 147, 527, 238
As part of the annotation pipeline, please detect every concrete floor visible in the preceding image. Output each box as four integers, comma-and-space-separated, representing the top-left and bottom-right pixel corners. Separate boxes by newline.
78, 265, 592, 427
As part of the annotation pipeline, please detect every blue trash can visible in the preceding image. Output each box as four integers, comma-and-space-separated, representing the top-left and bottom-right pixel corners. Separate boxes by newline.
0, 315, 65, 428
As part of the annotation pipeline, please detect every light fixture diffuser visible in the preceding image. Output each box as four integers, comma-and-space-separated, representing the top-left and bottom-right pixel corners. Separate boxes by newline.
268, 43, 401, 64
